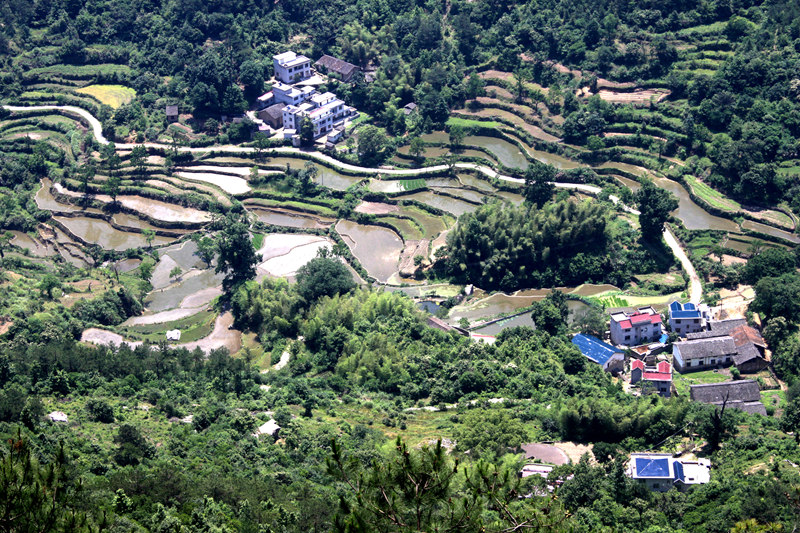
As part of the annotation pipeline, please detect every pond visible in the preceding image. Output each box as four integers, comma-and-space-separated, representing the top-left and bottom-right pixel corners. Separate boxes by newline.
251, 208, 333, 229
741, 219, 800, 244
336, 220, 404, 283
54, 216, 174, 251
653, 178, 740, 232
398, 191, 480, 216
417, 300, 441, 314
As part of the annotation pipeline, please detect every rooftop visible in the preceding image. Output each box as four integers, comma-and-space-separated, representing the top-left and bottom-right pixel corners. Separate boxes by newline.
674, 336, 737, 360
165, 105, 178, 114
571, 334, 622, 366
315, 54, 359, 77
274, 51, 311, 68
690, 380, 761, 404
628, 453, 711, 485
686, 319, 748, 340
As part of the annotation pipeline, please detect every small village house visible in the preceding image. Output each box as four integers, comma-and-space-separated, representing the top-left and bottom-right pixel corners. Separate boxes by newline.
165, 105, 179, 123
673, 336, 737, 373
257, 103, 286, 129
609, 306, 663, 346
273, 51, 312, 84
689, 380, 766, 415
630, 359, 672, 397
571, 333, 624, 373
314, 55, 360, 82
676, 319, 768, 374
668, 301, 711, 336
626, 453, 711, 492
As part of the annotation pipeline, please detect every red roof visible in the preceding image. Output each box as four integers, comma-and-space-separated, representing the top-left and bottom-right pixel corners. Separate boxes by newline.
651, 315, 662, 324
657, 361, 671, 373
619, 320, 632, 329
630, 314, 651, 324
632, 359, 645, 370
643, 372, 672, 381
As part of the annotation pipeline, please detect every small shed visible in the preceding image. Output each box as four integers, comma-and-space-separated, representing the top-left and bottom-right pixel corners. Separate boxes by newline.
165, 105, 179, 123
571, 333, 624, 373
166, 329, 181, 341
403, 102, 418, 115
254, 419, 281, 438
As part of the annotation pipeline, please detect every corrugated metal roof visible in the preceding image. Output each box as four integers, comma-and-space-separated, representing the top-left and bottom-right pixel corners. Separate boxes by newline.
635, 457, 670, 478
571, 334, 622, 366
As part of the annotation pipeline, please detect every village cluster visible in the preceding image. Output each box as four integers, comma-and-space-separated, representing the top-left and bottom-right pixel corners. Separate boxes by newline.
522, 299, 770, 491
166, 50, 363, 147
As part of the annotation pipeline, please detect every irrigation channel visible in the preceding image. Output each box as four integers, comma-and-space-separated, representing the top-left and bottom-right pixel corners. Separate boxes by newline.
5, 104, 792, 343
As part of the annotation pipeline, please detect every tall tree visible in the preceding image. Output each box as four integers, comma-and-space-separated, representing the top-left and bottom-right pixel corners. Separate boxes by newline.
523, 163, 556, 208
215, 211, 259, 296
635, 178, 678, 239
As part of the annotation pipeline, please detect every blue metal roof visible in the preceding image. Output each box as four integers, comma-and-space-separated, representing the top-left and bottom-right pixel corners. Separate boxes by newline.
669, 301, 682, 311
659, 333, 669, 344
684, 303, 696, 310
673, 461, 685, 482
635, 457, 671, 478
571, 334, 622, 366
671, 310, 701, 319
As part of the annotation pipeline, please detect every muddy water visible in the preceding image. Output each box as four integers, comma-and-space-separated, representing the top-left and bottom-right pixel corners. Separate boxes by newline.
399, 191, 480, 216
495, 191, 525, 204
54, 216, 173, 251
10, 231, 55, 256
464, 136, 529, 169
145, 269, 224, 312
431, 187, 486, 204
653, 178, 740, 232
252, 208, 333, 229
457, 174, 495, 191
613, 175, 642, 192
111, 213, 187, 236
263, 157, 362, 190
741, 219, 800, 243
335, 220, 404, 282
35, 180, 84, 213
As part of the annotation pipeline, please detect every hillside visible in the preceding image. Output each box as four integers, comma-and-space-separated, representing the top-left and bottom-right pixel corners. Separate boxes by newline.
1, 1, 800, 531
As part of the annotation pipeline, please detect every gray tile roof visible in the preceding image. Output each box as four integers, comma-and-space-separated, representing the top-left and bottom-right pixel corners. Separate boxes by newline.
315, 55, 359, 77
686, 319, 747, 340
675, 337, 737, 360
690, 380, 761, 404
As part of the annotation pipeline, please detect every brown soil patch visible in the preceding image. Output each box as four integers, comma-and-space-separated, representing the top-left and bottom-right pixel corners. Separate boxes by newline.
0, 318, 13, 336
399, 239, 430, 278
455, 108, 561, 143
355, 201, 400, 215
721, 254, 746, 266
484, 85, 514, 100
520, 443, 569, 465
554, 441, 594, 464
595, 89, 670, 104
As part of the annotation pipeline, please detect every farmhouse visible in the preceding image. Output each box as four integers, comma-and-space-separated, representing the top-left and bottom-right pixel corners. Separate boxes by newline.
571, 333, 624, 372
273, 51, 312, 83
689, 380, 766, 415
609, 306, 663, 346
257, 103, 286, 129
631, 359, 672, 397
668, 301, 711, 336
283, 91, 353, 138
680, 319, 768, 373
315, 55, 360, 82
672, 336, 737, 373
165, 105, 179, 123
627, 453, 711, 492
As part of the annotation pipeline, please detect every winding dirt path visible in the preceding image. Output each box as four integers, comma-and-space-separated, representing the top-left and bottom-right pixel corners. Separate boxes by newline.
7, 104, 699, 302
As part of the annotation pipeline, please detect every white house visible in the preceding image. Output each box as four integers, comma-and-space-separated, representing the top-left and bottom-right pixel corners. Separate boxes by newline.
273, 51, 312, 84
282, 92, 353, 139
673, 336, 737, 373
627, 453, 711, 492
609, 306, 663, 346
668, 301, 711, 336
272, 82, 316, 106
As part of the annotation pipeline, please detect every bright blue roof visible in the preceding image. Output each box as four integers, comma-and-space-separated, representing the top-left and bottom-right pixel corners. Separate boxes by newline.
673, 461, 685, 482
670, 301, 700, 319
659, 333, 669, 344
635, 457, 671, 478
571, 334, 622, 366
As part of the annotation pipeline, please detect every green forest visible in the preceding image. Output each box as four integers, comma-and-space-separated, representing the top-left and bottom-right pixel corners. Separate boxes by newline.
2, 0, 800, 531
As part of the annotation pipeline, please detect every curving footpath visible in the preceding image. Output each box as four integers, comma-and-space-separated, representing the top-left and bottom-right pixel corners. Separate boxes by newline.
4, 103, 700, 302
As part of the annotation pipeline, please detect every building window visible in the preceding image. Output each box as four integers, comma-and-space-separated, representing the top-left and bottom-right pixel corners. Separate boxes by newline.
624, 335, 630, 341
710, 359, 716, 365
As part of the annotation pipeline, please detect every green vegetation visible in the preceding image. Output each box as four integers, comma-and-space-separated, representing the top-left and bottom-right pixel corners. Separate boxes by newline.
441, 199, 669, 291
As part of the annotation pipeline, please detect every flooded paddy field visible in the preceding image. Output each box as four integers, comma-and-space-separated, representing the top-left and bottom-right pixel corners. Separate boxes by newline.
336, 220, 404, 282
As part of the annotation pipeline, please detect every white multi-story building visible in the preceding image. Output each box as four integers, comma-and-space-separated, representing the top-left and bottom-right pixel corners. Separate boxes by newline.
272, 82, 315, 106
668, 301, 711, 336
609, 306, 664, 346
273, 51, 311, 84
282, 91, 352, 138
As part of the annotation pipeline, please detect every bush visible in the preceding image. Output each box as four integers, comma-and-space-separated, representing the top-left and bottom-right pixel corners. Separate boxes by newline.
86, 399, 115, 423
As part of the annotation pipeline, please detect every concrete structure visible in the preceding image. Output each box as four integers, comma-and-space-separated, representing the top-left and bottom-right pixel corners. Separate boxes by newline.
283, 91, 352, 139
689, 380, 766, 415
627, 453, 711, 492
47, 411, 69, 423
668, 301, 711, 337
610, 306, 663, 346
631, 359, 672, 397
273, 51, 312, 83
571, 333, 624, 372
272, 82, 316, 106
166, 329, 181, 341
315, 55, 360, 82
